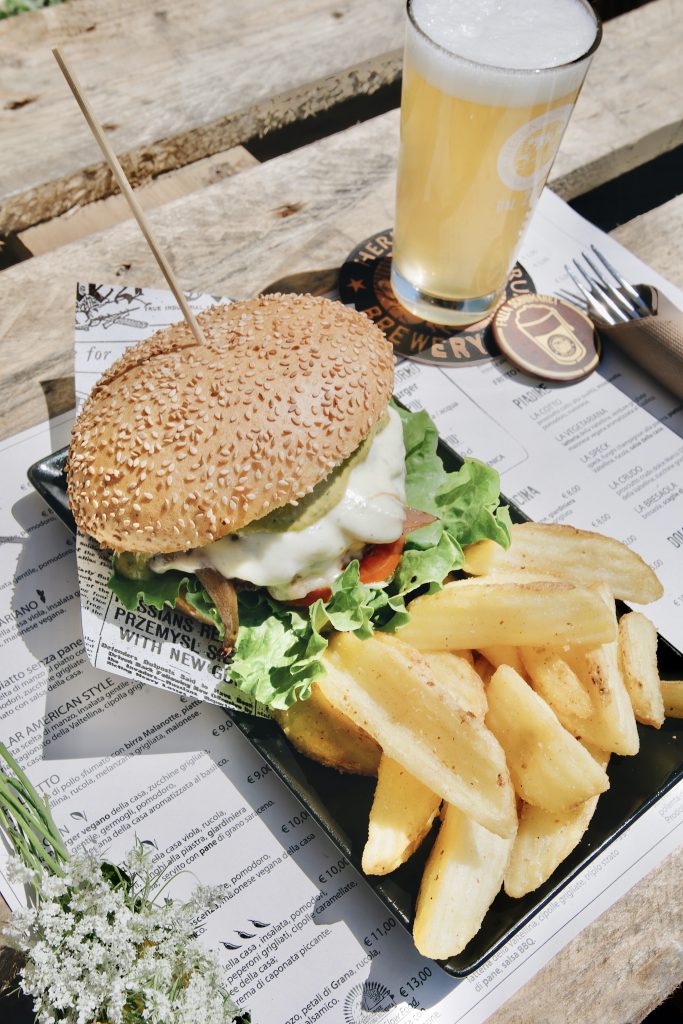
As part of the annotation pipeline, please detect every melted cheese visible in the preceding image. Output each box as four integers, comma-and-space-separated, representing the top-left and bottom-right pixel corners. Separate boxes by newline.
151, 406, 407, 600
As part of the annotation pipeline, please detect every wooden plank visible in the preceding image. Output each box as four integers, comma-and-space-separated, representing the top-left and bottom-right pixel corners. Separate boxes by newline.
551, 0, 683, 199
1, 107, 683, 441
0, 109, 393, 441
1, 0, 682, 235
611, 193, 683, 285
17, 146, 258, 256
0, 0, 404, 233
492, 848, 682, 1024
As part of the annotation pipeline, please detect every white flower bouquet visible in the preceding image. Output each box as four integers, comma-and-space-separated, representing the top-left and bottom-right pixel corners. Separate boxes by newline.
0, 743, 251, 1024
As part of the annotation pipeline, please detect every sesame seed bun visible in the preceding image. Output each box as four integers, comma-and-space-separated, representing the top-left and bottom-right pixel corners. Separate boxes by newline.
67, 293, 394, 554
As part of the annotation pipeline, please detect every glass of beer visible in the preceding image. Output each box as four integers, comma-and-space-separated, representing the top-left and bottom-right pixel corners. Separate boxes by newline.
391, 0, 601, 326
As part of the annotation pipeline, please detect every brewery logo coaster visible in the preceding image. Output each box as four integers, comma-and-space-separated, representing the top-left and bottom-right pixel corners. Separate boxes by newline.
493, 293, 600, 382
338, 229, 535, 367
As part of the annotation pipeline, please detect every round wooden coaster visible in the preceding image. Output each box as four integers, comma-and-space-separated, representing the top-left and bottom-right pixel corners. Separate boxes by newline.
493, 293, 600, 382
338, 229, 535, 367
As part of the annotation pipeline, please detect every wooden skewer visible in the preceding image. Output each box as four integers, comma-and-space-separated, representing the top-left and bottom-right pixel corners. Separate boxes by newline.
52, 47, 207, 347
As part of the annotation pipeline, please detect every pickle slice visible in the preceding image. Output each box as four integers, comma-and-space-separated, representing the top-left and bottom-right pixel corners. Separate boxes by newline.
113, 551, 153, 580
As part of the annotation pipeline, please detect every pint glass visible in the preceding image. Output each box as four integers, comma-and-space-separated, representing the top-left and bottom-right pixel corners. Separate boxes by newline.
391, 0, 601, 326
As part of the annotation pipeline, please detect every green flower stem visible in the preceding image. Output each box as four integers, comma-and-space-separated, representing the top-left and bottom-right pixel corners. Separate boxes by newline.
0, 781, 66, 877
0, 742, 69, 876
0, 805, 44, 874
0, 743, 68, 857
0, 745, 68, 839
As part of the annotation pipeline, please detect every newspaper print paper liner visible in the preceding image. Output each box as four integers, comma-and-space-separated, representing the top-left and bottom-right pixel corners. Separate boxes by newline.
72, 284, 268, 714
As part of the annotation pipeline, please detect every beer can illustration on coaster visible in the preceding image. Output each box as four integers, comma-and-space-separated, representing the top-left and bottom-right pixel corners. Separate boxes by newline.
493, 293, 600, 382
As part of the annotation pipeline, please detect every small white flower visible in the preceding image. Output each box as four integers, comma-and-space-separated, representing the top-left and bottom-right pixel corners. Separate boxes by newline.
6, 859, 36, 887
5, 849, 245, 1024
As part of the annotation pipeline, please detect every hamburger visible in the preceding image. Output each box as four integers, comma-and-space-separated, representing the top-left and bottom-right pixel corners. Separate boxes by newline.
67, 293, 511, 708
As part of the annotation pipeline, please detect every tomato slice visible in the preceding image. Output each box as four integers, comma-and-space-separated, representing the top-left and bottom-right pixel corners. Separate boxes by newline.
288, 587, 332, 607
357, 507, 433, 585
358, 535, 405, 584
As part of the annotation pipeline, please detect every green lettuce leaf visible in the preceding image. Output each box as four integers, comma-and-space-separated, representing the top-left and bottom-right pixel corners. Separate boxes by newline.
182, 583, 225, 637
109, 568, 184, 612
108, 405, 511, 710
109, 570, 226, 639
390, 402, 511, 584
228, 591, 327, 707
391, 529, 460, 597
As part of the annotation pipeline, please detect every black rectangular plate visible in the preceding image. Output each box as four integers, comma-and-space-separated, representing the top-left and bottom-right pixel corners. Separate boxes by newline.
28, 441, 682, 977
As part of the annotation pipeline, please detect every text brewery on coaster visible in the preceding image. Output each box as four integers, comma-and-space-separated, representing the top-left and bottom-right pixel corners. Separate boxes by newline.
339, 229, 535, 367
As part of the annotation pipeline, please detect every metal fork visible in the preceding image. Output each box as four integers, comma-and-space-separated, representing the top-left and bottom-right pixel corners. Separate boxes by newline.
563, 245, 653, 325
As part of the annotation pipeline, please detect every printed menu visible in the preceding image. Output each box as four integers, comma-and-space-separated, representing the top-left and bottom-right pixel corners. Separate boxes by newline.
0, 189, 681, 1024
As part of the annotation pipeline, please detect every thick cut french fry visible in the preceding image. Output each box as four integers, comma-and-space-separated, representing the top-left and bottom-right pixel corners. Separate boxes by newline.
564, 585, 639, 755
413, 804, 515, 959
362, 756, 440, 875
504, 745, 610, 897
485, 665, 610, 811
477, 645, 526, 676
562, 643, 640, 755
661, 680, 683, 718
521, 647, 594, 721
273, 682, 381, 776
521, 586, 639, 756
423, 651, 488, 718
618, 612, 664, 728
398, 578, 616, 651
463, 522, 663, 604
319, 632, 517, 837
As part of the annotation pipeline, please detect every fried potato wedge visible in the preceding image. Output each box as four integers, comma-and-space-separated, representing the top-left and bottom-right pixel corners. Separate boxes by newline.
618, 612, 664, 728
362, 756, 441, 875
521, 586, 639, 756
562, 643, 640, 755
273, 682, 381, 776
504, 745, 610, 898
423, 651, 488, 718
485, 665, 610, 811
563, 586, 639, 755
477, 644, 527, 676
319, 633, 517, 837
413, 804, 515, 959
463, 522, 663, 604
661, 680, 683, 718
521, 647, 594, 722
397, 577, 616, 651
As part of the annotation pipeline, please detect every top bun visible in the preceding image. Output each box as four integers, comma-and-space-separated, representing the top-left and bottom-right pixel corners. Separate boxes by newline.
67, 293, 394, 554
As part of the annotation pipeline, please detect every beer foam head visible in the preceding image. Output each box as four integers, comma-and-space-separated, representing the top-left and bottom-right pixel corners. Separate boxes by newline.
408, 0, 599, 106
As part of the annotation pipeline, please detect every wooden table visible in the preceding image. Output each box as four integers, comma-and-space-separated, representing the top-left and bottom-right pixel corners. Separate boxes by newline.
0, 1, 681, 1020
